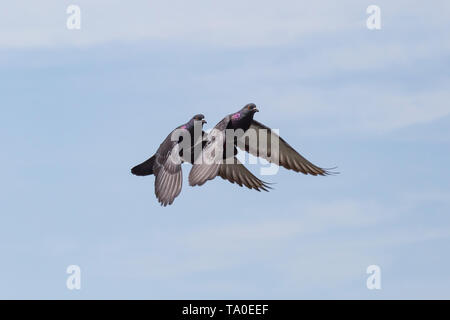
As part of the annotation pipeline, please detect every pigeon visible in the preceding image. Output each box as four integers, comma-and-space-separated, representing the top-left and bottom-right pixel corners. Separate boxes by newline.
131, 114, 207, 206
188, 106, 274, 191
189, 103, 335, 188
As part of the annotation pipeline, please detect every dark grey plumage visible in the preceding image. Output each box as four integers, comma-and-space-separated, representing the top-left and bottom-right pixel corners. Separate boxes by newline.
189, 103, 335, 189
242, 120, 335, 176
131, 114, 206, 206
189, 105, 271, 191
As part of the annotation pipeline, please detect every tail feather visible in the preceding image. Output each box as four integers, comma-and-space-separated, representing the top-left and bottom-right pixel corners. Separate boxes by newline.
131, 155, 156, 176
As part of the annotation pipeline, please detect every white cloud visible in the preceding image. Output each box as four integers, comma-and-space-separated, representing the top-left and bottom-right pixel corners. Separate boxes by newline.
1, 1, 449, 134
0, 1, 353, 48
2, 1, 449, 48
101, 199, 393, 278
271, 84, 450, 134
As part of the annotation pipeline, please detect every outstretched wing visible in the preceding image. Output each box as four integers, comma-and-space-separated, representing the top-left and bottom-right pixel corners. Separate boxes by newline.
238, 120, 335, 176
189, 116, 272, 191
218, 157, 271, 191
189, 117, 229, 187
153, 138, 183, 206
188, 131, 223, 187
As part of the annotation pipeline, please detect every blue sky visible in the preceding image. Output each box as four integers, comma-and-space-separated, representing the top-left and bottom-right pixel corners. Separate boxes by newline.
0, 1, 449, 299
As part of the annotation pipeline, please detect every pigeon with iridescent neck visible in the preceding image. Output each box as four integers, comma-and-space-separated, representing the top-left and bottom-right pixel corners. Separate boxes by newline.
189, 103, 336, 189
131, 114, 206, 206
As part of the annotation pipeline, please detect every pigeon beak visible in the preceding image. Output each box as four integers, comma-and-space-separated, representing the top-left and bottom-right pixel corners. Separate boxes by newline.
254, 108, 259, 112
202, 119, 207, 124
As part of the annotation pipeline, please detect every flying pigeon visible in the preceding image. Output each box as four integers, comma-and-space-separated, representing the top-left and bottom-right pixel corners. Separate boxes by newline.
189, 103, 335, 188
131, 114, 207, 206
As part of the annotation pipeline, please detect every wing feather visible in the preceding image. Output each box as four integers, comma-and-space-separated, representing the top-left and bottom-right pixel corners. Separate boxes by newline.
188, 123, 228, 187
218, 157, 271, 192
189, 116, 272, 191
154, 142, 183, 206
239, 120, 336, 176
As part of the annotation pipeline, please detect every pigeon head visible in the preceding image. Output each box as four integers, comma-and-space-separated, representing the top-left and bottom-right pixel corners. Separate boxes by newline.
238, 103, 259, 118
192, 114, 207, 124
178, 114, 205, 130
182, 114, 206, 130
